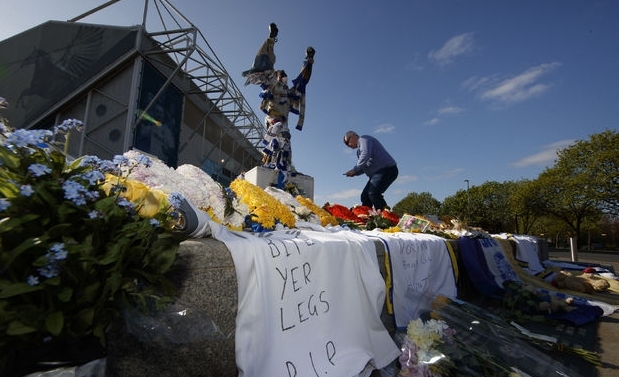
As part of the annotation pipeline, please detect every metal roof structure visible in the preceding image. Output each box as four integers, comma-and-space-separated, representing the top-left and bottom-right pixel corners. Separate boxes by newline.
65, 0, 265, 152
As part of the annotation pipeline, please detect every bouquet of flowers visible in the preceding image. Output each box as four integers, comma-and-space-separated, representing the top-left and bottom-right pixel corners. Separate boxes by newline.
398, 317, 455, 376
0, 116, 185, 356
398, 292, 593, 377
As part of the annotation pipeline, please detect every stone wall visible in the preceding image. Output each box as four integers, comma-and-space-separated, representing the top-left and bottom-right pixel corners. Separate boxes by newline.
106, 237, 462, 376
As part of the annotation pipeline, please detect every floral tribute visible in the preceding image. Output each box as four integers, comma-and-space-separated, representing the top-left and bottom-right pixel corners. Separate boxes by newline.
295, 195, 339, 227
0, 116, 185, 354
118, 150, 249, 230
323, 203, 400, 230
397, 294, 598, 377
398, 317, 455, 377
229, 178, 296, 230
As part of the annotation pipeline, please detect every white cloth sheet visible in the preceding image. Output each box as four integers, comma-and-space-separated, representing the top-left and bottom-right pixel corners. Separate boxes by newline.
210, 223, 400, 377
511, 234, 545, 275
363, 231, 458, 328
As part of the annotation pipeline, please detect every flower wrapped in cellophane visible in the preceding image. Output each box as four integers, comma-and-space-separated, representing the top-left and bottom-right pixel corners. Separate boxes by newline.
119, 150, 249, 230
398, 291, 593, 377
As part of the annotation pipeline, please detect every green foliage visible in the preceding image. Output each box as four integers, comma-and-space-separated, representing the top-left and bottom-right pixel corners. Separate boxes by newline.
395, 130, 619, 244
392, 191, 441, 218
0, 122, 183, 354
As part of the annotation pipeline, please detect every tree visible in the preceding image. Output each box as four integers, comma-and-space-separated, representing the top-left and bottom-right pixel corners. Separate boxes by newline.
532, 163, 602, 244
509, 179, 545, 234
555, 129, 619, 216
392, 192, 441, 217
441, 181, 517, 234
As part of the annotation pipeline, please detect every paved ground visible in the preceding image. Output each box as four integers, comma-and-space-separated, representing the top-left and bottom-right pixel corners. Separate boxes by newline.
546, 249, 619, 377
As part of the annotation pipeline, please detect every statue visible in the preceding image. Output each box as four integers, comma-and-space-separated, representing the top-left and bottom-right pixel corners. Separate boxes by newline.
243, 23, 315, 188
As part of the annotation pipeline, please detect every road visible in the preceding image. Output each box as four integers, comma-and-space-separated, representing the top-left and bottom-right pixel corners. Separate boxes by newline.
547, 248, 619, 273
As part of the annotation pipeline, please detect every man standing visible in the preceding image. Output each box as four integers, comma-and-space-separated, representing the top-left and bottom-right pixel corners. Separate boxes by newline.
343, 131, 398, 210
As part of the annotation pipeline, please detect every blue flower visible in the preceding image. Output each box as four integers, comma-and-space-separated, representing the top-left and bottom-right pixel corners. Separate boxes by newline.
62, 180, 88, 206
88, 210, 102, 219
5, 128, 53, 149
27, 275, 40, 286
49, 243, 67, 260
28, 163, 52, 177
135, 153, 153, 167
168, 192, 184, 209
149, 218, 160, 227
79, 155, 102, 167
0, 198, 10, 211
20, 184, 34, 197
116, 197, 135, 214
81, 170, 105, 185
112, 155, 129, 167
38, 264, 59, 279
54, 119, 83, 134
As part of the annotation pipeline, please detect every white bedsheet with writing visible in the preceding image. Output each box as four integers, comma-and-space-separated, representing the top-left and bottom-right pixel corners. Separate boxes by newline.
211, 223, 400, 377
363, 231, 457, 328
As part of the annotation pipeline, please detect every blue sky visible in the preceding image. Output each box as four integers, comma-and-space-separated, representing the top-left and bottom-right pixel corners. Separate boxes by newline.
2, 0, 618, 209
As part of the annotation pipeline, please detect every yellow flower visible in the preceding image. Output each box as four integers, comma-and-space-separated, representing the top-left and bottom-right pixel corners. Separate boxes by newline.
102, 174, 169, 218
230, 178, 295, 229
296, 195, 339, 226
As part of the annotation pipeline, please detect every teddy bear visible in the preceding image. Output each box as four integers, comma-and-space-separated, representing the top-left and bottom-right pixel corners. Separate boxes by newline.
551, 270, 610, 294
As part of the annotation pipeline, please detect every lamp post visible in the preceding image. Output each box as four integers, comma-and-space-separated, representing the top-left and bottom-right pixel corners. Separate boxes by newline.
464, 179, 470, 223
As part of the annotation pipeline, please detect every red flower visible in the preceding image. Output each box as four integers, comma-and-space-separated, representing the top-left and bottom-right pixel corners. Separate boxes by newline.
381, 210, 400, 226
324, 203, 364, 223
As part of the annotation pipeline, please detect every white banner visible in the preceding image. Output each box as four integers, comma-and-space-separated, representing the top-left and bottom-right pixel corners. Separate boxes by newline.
211, 224, 400, 377
364, 231, 458, 328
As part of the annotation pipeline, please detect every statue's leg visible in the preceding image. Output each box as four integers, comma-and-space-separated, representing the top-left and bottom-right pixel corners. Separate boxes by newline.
242, 23, 278, 78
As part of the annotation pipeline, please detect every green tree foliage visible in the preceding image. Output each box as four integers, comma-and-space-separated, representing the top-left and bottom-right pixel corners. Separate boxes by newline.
392, 130, 619, 248
554, 129, 619, 216
392, 191, 441, 217
509, 179, 545, 235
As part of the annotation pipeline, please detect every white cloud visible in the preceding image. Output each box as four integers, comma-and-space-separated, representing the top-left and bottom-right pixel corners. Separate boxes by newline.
438, 105, 464, 115
425, 105, 464, 126
511, 139, 574, 167
469, 62, 562, 106
328, 188, 361, 200
395, 175, 418, 184
374, 123, 395, 134
428, 32, 475, 67
426, 168, 465, 180
424, 117, 440, 126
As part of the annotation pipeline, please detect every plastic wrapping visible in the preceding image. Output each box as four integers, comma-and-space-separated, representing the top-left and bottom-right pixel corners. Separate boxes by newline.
22, 359, 105, 377
396, 290, 590, 377
123, 300, 228, 344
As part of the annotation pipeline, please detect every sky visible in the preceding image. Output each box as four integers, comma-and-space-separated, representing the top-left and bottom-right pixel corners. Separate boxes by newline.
1, 0, 618, 209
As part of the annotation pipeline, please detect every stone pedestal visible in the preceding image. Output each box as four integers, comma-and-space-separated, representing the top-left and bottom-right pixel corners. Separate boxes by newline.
105, 238, 238, 377
244, 166, 314, 200
105, 237, 462, 376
